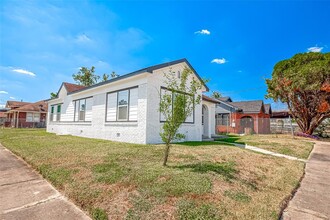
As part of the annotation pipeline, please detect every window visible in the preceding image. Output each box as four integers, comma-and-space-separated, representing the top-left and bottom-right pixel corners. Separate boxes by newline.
216, 114, 229, 126
79, 99, 86, 121
33, 113, 40, 122
56, 105, 61, 121
106, 87, 138, 122
160, 87, 194, 123
117, 90, 129, 121
50, 106, 54, 122
74, 97, 92, 122
177, 71, 181, 78
26, 113, 40, 122
26, 113, 33, 122
50, 104, 61, 122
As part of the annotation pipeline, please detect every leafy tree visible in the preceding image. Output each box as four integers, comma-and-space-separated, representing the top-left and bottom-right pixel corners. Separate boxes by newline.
102, 73, 110, 82
50, 92, 57, 99
266, 52, 330, 135
159, 67, 203, 166
72, 66, 100, 86
211, 91, 222, 99
110, 71, 120, 79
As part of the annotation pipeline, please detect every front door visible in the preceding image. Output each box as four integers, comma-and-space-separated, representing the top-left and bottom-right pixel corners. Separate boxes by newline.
202, 105, 208, 137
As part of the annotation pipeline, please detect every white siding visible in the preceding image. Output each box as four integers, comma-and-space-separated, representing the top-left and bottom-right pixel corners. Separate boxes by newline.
85, 97, 93, 121
129, 88, 138, 121
106, 93, 117, 121
74, 101, 79, 121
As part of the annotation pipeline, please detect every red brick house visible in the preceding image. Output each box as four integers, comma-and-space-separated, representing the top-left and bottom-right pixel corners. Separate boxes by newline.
4, 100, 48, 128
215, 97, 272, 134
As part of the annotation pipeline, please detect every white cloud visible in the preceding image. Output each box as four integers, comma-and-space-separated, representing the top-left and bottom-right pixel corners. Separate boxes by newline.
0, 104, 5, 108
307, 46, 323, 52
195, 29, 211, 35
0, 91, 8, 94
76, 34, 91, 43
211, 58, 227, 64
12, 68, 36, 76
9, 96, 15, 99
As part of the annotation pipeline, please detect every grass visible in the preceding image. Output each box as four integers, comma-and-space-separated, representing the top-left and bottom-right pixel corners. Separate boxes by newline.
0, 129, 307, 219
216, 134, 314, 159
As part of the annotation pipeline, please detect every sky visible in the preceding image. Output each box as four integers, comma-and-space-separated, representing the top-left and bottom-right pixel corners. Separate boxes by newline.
0, 0, 329, 109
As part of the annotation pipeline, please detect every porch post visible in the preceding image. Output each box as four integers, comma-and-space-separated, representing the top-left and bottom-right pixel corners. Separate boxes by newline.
16, 111, 19, 128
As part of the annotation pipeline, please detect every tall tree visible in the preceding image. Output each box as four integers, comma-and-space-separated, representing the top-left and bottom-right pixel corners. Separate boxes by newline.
266, 52, 330, 135
102, 73, 110, 82
50, 92, 57, 99
110, 71, 120, 79
211, 91, 222, 99
72, 66, 100, 86
159, 67, 203, 166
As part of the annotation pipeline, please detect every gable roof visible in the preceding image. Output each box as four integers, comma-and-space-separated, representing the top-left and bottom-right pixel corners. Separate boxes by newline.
217, 96, 232, 102
6, 101, 31, 109
264, 104, 272, 114
67, 58, 209, 95
63, 82, 86, 93
230, 100, 264, 113
202, 95, 220, 104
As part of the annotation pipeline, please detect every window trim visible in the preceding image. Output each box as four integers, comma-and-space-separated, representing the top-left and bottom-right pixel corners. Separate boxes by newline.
73, 97, 92, 122
105, 86, 138, 122
50, 103, 63, 122
159, 86, 195, 124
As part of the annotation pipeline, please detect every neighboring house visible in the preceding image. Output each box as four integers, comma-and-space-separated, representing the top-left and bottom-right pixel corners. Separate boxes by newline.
4, 100, 48, 128
0, 112, 6, 126
47, 59, 217, 144
215, 98, 271, 134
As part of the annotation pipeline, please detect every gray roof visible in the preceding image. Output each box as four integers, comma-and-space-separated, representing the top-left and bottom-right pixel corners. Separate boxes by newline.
68, 58, 209, 95
230, 100, 264, 113
264, 104, 272, 114
217, 96, 232, 102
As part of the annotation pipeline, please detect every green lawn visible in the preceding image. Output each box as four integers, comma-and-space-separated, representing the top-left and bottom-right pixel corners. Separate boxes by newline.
0, 129, 306, 220
216, 134, 314, 159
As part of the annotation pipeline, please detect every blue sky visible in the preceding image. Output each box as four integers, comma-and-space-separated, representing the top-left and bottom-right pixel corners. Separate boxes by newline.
1, 0, 329, 109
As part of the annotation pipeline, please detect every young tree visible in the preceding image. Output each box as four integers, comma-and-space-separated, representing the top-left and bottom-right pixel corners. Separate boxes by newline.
266, 52, 330, 135
211, 91, 222, 99
72, 66, 100, 86
159, 67, 203, 166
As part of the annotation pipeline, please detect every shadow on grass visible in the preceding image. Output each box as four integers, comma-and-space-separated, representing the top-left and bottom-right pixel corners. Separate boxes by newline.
176, 141, 233, 147
215, 136, 246, 145
171, 162, 238, 181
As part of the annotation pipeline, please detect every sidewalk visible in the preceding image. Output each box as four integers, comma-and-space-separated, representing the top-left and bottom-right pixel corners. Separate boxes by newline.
0, 145, 91, 220
282, 141, 330, 220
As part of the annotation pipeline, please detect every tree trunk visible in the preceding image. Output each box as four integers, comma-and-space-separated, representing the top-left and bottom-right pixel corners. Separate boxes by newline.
163, 143, 171, 166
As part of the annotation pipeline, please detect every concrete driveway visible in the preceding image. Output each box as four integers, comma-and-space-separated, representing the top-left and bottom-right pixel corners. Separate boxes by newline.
0, 145, 91, 220
282, 141, 330, 220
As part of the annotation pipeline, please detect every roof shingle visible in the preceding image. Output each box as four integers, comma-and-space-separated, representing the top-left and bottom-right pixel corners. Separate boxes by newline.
14, 100, 48, 112
230, 100, 264, 113
63, 82, 86, 93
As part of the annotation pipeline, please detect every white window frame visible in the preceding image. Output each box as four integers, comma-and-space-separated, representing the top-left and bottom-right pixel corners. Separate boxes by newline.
159, 87, 195, 124
74, 97, 92, 122
105, 86, 138, 122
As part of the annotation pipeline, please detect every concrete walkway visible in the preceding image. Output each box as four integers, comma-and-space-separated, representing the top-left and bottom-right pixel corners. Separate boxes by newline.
0, 145, 91, 220
282, 141, 330, 220
216, 140, 307, 162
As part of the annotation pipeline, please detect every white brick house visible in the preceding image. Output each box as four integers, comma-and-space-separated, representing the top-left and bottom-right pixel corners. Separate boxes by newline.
47, 59, 218, 144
